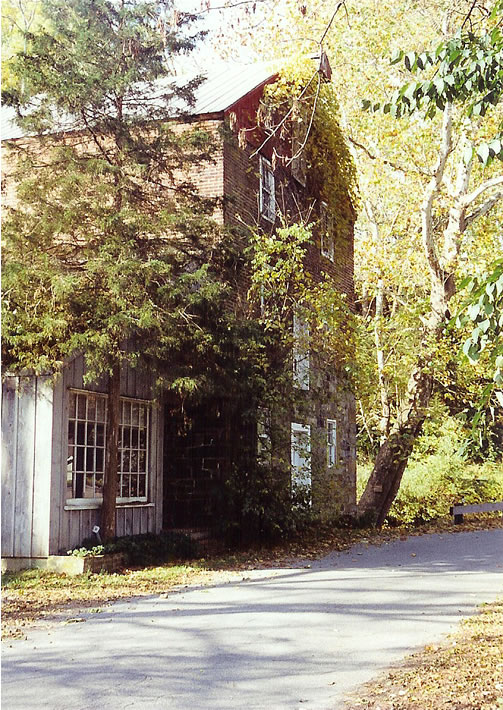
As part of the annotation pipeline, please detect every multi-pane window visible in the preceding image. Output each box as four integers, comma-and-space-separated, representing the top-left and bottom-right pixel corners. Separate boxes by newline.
320, 202, 335, 262
67, 391, 107, 500
327, 419, 337, 468
118, 399, 149, 501
67, 390, 150, 503
291, 114, 307, 186
259, 156, 276, 222
291, 422, 311, 492
293, 311, 310, 390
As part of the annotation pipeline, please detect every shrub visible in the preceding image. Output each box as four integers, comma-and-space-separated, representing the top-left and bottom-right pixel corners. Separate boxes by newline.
217, 461, 318, 545
358, 411, 503, 527
77, 531, 199, 566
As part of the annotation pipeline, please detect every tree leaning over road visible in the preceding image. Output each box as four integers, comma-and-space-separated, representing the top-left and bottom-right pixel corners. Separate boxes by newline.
2, 0, 225, 540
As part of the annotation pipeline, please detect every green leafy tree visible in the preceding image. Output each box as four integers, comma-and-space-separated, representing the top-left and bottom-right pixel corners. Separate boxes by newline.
357, 2, 503, 524
2, 0, 226, 540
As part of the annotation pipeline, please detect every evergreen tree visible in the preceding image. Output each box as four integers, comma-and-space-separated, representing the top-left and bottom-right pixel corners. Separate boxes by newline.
2, 0, 226, 539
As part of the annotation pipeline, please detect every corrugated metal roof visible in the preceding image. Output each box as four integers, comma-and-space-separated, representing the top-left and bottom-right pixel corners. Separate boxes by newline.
191, 61, 277, 114
1, 62, 278, 141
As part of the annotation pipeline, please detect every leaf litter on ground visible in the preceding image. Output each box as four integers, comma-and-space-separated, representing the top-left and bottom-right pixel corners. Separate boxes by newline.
343, 598, 503, 710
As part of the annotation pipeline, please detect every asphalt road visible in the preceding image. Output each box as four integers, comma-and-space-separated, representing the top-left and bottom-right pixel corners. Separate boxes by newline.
2, 529, 502, 710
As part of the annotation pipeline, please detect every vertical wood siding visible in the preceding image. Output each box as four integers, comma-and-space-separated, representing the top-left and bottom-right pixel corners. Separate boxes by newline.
1, 376, 53, 558
31, 378, 53, 556
1, 378, 19, 557
49, 376, 65, 555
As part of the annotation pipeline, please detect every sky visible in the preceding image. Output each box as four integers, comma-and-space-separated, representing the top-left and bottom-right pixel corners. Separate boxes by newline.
172, 0, 259, 70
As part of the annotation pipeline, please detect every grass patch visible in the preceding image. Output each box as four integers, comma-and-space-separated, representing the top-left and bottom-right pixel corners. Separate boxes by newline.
344, 598, 503, 709
1, 563, 214, 639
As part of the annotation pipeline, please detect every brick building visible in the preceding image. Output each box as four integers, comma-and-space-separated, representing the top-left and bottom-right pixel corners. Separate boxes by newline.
163, 62, 357, 532
1, 61, 356, 563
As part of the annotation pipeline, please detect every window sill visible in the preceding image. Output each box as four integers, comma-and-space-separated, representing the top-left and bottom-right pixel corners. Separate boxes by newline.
65, 500, 154, 511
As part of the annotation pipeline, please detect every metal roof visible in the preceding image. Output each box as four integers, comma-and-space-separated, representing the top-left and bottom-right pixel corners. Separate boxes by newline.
1, 62, 278, 141
191, 61, 277, 114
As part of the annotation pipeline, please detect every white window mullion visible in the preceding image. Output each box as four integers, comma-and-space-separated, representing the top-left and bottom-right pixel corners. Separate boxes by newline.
291, 422, 312, 499
327, 419, 337, 468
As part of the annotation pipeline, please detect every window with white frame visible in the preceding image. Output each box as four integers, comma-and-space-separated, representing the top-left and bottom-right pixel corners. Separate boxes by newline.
291, 422, 311, 492
293, 311, 310, 390
67, 390, 150, 504
259, 156, 276, 222
320, 202, 335, 262
327, 418, 337, 468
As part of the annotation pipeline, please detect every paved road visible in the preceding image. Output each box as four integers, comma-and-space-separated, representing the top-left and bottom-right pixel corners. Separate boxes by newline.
3, 529, 502, 710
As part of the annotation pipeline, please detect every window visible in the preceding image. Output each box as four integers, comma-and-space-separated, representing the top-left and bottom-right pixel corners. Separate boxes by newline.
320, 202, 335, 262
67, 390, 150, 504
259, 156, 275, 222
118, 399, 149, 501
327, 419, 337, 468
293, 311, 310, 390
291, 113, 307, 186
291, 422, 311, 492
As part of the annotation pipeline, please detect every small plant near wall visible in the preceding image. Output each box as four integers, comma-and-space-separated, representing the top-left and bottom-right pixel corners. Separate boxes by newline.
67, 545, 105, 558
73, 531, 200, 566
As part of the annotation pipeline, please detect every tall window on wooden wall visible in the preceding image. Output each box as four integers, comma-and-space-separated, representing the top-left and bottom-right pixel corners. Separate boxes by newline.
320, 202, 335, 262
259, 155, 276, 222
67, 390, 150, 505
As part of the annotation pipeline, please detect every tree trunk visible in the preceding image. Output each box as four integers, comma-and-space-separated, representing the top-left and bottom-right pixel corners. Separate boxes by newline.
374, 277, 391, 441
358, 105, 455, 527
358, 360, 433, 526
101, 363, 121, 541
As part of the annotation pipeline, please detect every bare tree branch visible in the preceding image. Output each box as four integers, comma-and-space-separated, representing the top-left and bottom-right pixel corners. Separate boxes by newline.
465, 190, 503, 227
421, 103, 453, 282
462, 174, 503, 207
348, 135, 430, 176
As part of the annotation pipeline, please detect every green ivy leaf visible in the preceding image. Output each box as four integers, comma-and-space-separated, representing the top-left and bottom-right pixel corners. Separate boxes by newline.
404, 52, 416, 70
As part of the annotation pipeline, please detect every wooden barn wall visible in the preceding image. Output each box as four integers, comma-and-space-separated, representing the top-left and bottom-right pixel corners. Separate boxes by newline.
50, 353, 163, 554
1, 376, 53, 558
